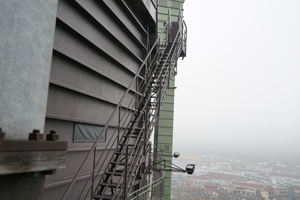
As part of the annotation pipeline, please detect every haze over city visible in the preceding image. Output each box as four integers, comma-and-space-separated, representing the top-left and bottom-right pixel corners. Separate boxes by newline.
173, 0, 300, 162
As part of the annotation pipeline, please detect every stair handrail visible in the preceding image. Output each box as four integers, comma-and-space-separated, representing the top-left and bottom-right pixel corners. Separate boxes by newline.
92, 20, 185, 199
78, 39, 168, 199
67, 9, 186, 199
128, 171, 165, 200
89, 28, 172, 199
116, 18, 186, 199
92, 40, 171, 199
61, 20, 172, 200
116, 24, 185, 199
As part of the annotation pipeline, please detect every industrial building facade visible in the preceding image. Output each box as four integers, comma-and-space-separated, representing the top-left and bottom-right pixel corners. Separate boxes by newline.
155, 1, 186, 199
0, 0, 186, 199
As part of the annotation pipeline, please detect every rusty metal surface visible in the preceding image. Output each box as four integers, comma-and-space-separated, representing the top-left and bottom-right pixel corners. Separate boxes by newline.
28, 129, 44, 141
0, 140, 67, 152
0, 151, 66, 175
46, 130, 60, 141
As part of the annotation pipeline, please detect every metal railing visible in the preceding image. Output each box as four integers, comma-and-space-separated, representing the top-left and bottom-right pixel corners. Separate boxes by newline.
128, 171, 165, 200
61, 9, 186, 200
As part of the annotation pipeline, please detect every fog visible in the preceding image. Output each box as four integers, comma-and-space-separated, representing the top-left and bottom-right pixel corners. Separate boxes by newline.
173, 0, 300, 163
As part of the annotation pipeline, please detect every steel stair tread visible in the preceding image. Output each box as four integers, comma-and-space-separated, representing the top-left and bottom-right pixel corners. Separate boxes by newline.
93, 194, 114, 200
110, 161, 129, 166
119, 143, 135, 146
61, 17, 185, 200
132, 179, 141, 186
123, 135, 138, 139
93, 22, 183, 200
115, 151, 134, 155
99, 182, 120, 188
105, 171, 123, 176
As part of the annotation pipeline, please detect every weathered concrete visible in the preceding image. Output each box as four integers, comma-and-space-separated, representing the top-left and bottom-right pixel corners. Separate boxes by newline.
0, 0, 58, 140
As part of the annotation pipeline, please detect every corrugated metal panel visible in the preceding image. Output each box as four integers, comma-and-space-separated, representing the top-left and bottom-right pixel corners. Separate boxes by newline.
44, 0, 154, 199
50, 51, 135, 107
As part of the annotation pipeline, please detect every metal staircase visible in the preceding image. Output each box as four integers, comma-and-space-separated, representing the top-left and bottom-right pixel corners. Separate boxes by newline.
61, 14, 186, 200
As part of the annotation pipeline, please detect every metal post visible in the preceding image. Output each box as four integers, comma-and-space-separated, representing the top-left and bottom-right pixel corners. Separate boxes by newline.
168, 8, 172, 28
168, 8, 172, 44
151, 179, 154, 200
168, 57, 171, 89
91, 146, 97, 199
144, 110, 147, 156
161, 171, 165, 200
124, 145, 129, 200
118, 107, 121, 146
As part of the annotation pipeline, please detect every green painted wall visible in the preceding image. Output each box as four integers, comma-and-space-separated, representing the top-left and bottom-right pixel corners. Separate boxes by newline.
156, 1, 185, 199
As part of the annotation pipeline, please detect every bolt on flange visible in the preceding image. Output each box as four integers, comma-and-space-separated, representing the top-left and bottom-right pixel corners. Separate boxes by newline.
28, 129, 44, 141
0, 128, 5, 140
46, 130, 59, 141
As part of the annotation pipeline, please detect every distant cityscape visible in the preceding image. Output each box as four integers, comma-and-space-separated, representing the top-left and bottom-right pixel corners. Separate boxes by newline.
171, 155, 300, 200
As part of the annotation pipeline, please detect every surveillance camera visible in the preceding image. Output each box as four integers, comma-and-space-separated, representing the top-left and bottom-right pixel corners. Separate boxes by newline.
173, 152, 180, 158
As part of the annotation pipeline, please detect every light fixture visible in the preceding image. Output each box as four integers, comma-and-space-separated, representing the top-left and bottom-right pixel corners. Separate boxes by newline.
185, 164, 195, 175
173, 152, 180, 158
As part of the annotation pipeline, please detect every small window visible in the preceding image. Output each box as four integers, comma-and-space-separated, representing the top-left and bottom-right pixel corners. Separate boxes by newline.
74, 123, 106, 143
160, 144, 170, 151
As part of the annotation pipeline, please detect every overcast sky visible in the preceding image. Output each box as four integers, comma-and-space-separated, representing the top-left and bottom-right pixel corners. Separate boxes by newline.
173, 0, 300, 162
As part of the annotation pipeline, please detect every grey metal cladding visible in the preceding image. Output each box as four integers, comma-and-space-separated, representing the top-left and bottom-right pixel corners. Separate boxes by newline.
50, 51, 135, 107
56, 0, 143, 73
47, 85, 119, 126
44, 0, 151, 198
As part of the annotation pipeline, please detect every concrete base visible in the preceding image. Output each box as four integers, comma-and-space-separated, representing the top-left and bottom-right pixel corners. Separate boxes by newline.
0, 172, 45, 200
